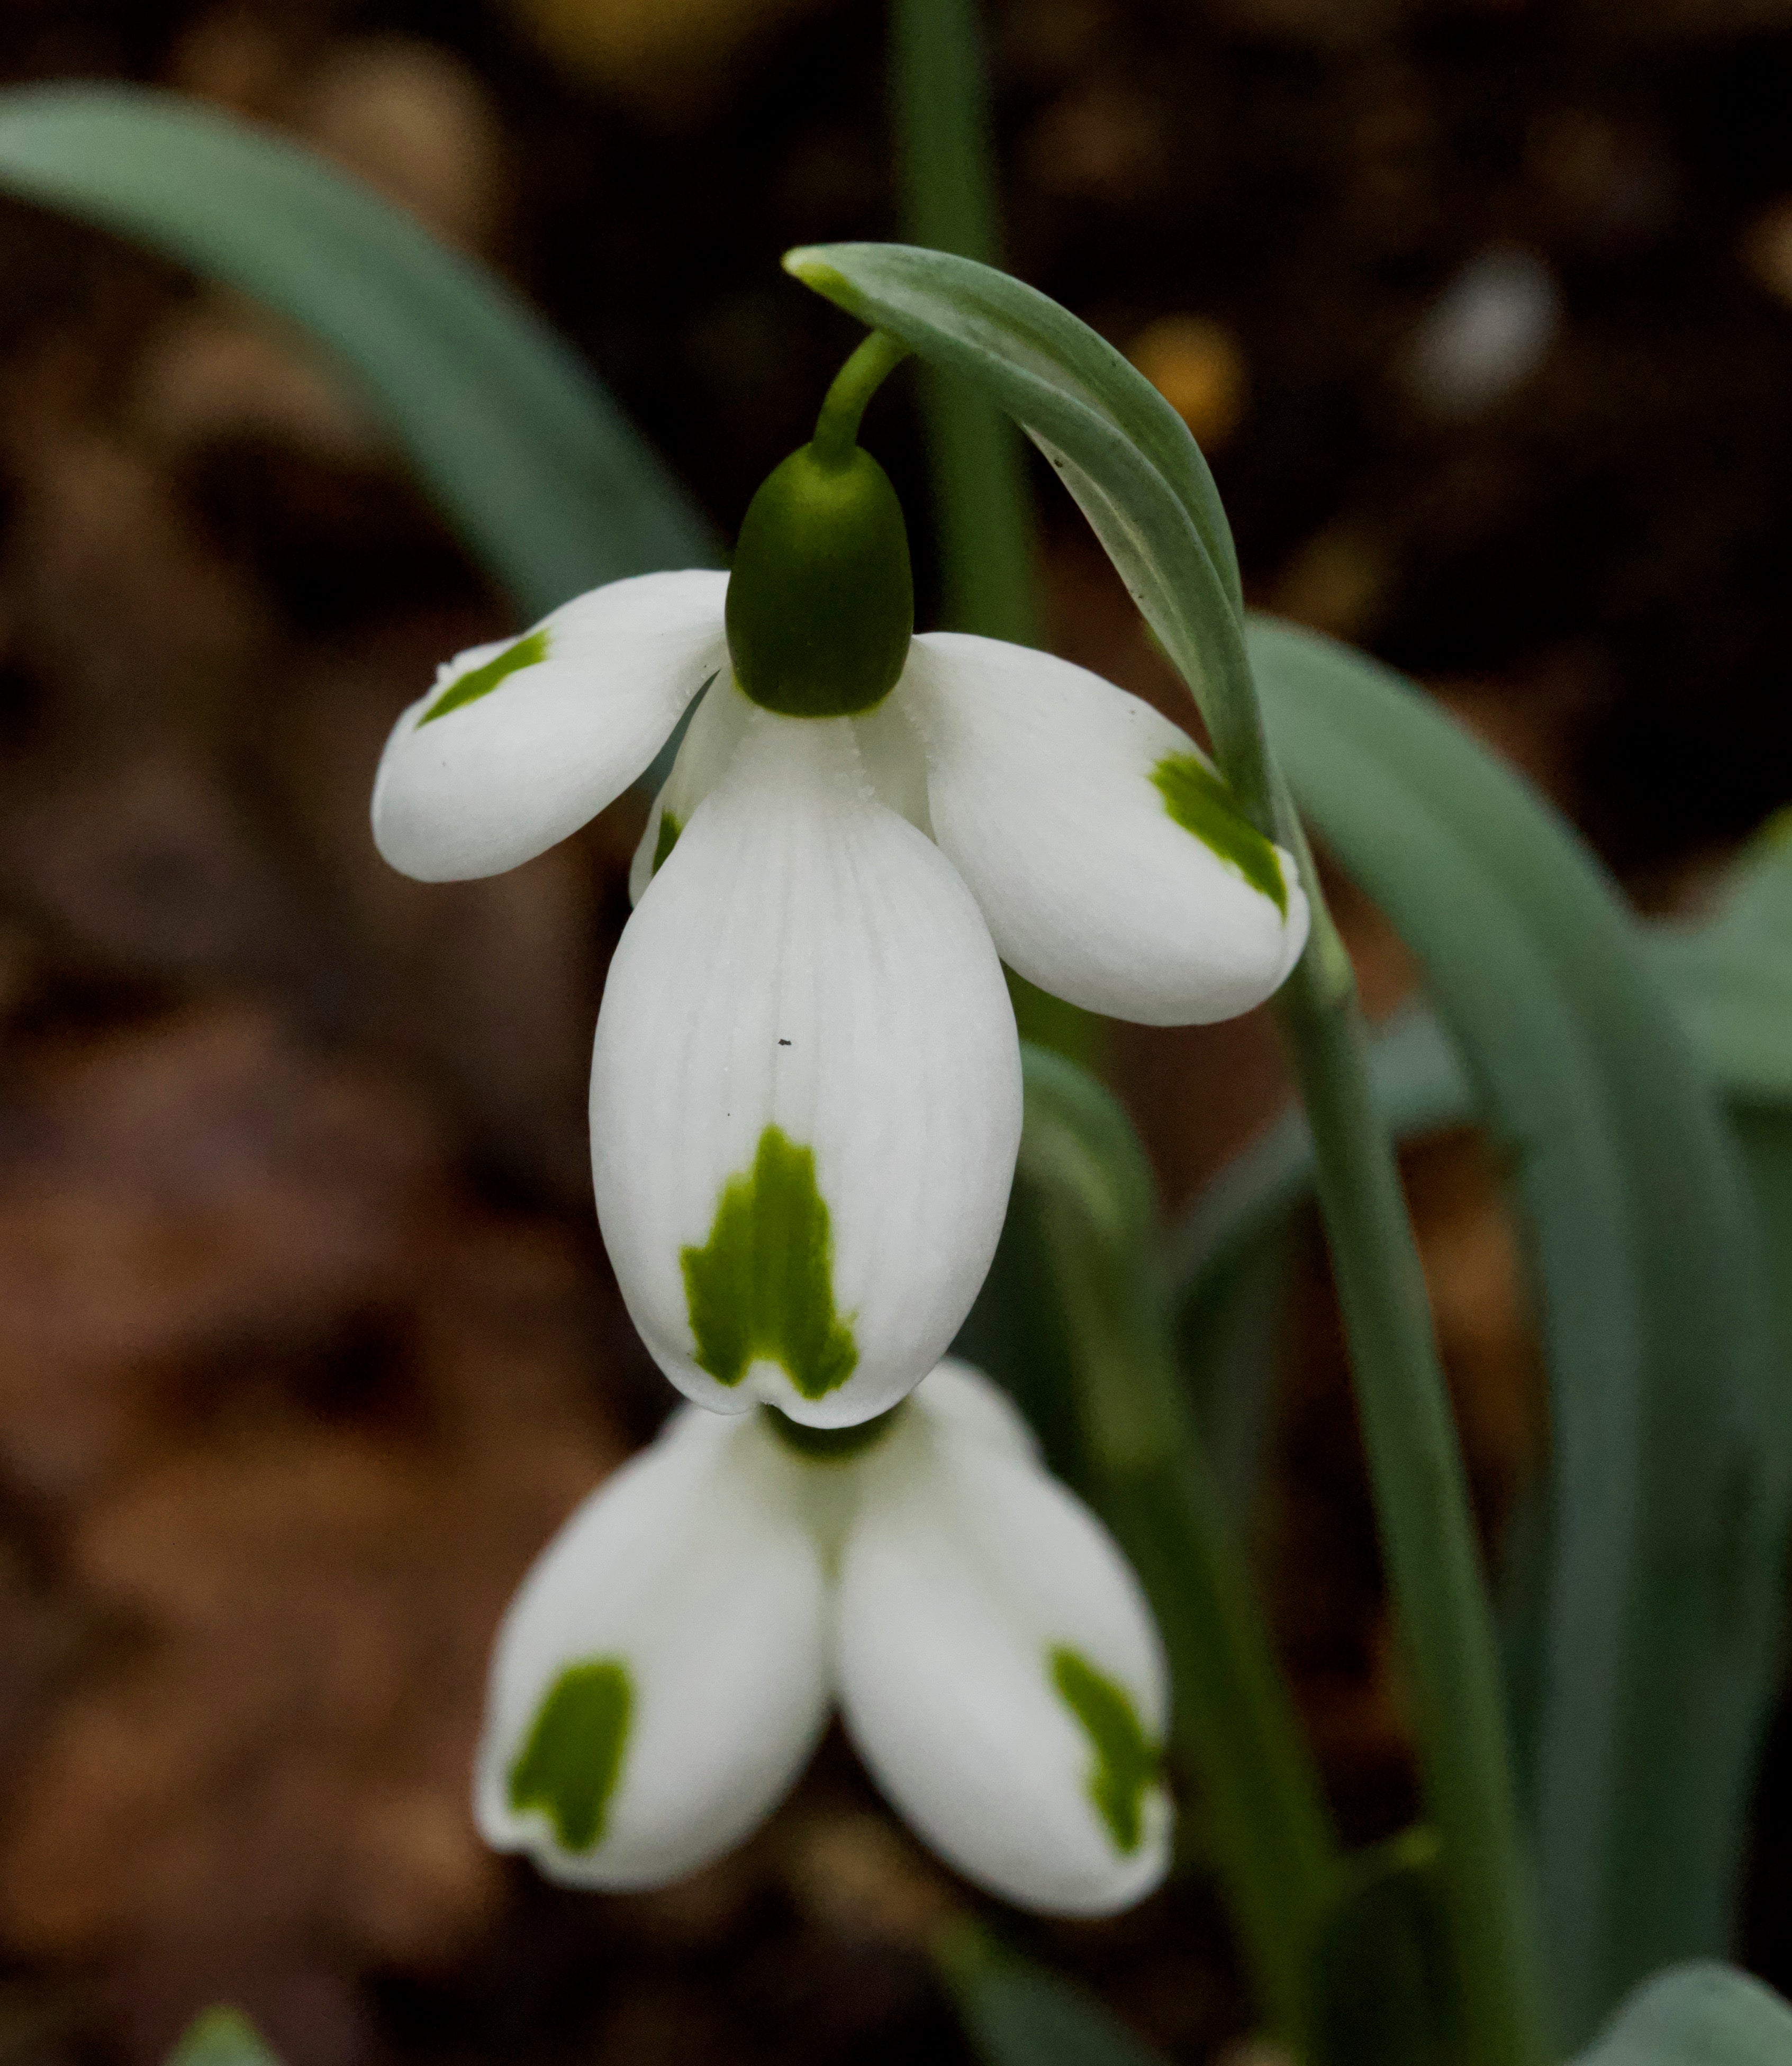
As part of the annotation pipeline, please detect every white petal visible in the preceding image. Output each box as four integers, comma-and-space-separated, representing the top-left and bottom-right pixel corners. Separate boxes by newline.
592, 709, 1022, 1428
373, 570, 728, 882
852, 691, 932, 833
900, 633, 1309, 1026
910, 1356, 1042, 1466
835, 1392, 1173, 1915
628, 672, 755, 906
475, 1406, 829, 1888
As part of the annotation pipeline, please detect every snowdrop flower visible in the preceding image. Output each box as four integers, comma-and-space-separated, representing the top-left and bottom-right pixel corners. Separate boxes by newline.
476, 1358, 1173, 1915
372, 334, 1308, 1429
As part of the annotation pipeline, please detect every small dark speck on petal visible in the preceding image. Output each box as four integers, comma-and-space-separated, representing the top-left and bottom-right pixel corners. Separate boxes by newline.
778, 1039, 792, 1046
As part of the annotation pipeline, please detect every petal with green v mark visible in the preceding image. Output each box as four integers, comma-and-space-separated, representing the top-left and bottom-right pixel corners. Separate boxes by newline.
508, 1658, 632, 1852
1151, 750, 1287, 915
420, 626, 549, 725
1049, 1645, 1160, 1855
681, 1125, 859, 1400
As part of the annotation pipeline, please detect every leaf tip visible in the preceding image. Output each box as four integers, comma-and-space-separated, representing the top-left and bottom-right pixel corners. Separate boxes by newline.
782, 246, 850, 305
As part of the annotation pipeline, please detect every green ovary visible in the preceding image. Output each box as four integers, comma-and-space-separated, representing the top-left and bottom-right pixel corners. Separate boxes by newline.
1049, 1645, 1160, 1855
508, 1659, 632, 1852
652, 811, 683, 874
681, 1126, 858, 1400
419, 626, 549, 724
1150, 751, 1288, 916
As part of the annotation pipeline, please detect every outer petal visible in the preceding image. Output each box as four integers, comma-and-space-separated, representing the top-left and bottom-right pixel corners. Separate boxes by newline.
374, 569, 728, 882
475, 1405, 829, 1888
592, 710, 1022, 1428
836, 1371, 1173, 1914
900, 633, 1309, 1026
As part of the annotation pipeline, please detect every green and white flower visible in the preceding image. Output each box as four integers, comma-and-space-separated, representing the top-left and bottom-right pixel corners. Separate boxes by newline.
372, 380, 1307, 1429
476, 1358, 1173, 1916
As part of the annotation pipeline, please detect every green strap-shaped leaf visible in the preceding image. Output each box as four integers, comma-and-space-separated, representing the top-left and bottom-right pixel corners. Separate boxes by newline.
1570, 1963, 1792, 2066
1244, 617, 1789, 2047
0, 85, 718, 618
1012, 1046, 1339, 2049
935, 1923, 1172, 2066
890, 0, 1039, 650
1644, 813, 1792, 1108
1309, 1829, 1463, 2066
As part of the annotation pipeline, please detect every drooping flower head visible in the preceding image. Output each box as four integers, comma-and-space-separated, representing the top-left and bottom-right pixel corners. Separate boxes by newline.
476, 1359, 1174, 1916
372, 333, 1309, 1428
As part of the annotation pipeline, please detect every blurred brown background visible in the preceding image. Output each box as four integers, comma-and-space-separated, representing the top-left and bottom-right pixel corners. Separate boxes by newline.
2, 1, 1791, 2061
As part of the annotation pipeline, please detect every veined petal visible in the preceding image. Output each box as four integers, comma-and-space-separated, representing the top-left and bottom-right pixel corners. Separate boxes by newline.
475, 1406, 829, 1888
628, 672, 755, 905
852, 690, 932, 833
374, 570, 728, 883
900, 634, 1309, 1026
910, 1355, 1042, 1466
593, 711, 1022, 1428
836, 1373, 1173, 1915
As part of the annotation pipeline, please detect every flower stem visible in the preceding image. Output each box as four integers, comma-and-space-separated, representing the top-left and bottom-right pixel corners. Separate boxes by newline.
811, 330, 911, 466
1272, 946, 1549, 2066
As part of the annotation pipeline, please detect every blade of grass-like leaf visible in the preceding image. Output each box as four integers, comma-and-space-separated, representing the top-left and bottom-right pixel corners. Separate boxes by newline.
1643, 813, 1792, 1106
1249, 616, 1789, 2047
1241, 640, 1641, 2040
1570, 1963, 1792, 2066
0, 84, 718, 618
934, 1923, 1172, 2066
1013, 1047, 1340, 2049
890, 0, 1038, 648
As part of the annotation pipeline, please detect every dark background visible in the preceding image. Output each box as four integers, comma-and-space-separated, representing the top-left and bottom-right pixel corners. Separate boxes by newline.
1, 1, 1790, 2061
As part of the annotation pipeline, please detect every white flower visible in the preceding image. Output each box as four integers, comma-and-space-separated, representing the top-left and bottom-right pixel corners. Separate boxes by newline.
474, 1359, 1174, 1916
371, 569, 1308, 1428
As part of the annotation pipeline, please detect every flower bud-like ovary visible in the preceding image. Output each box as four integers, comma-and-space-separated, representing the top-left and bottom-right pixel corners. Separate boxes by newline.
725, 445, 914, 718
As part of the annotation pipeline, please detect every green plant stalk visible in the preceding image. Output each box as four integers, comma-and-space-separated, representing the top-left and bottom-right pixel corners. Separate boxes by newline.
1274, 949, 1546, 2066
1018, 1063, 1340, 2048
890, 0, 1038, 648
890, 0, 1096, 1070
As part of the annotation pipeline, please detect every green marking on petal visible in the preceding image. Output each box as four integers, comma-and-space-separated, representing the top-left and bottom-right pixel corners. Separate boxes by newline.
652, 810, 683, 875
419, 627, 549, 725
508, 1659, 632, 1852
1049, 1645, 1160, 1856
682, 1126, 858, 1400
1150, 751, 1288, 916
763, 1399, 903, 1462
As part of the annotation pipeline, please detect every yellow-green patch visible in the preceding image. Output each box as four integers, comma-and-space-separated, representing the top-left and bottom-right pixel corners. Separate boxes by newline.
1150, 751, 1287, 916
508, 1658, 631, 1852
419, 627, 549, 725
652, 811, 683, 874
682, 1126, 858, 1400
763, 1400, 903, 1462
1049, 1645, 1159, 1855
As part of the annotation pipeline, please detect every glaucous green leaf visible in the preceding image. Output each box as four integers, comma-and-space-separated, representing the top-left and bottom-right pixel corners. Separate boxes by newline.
1571, 1962, 1792, 2066
935, 1925, 1170, 2066
1244, 617, 1789, 2047
0, 85, 717, 618
1644, 812, 1792, 1107
1309, 1829, 1462, 2066
1012, 1047, 1338, 2047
